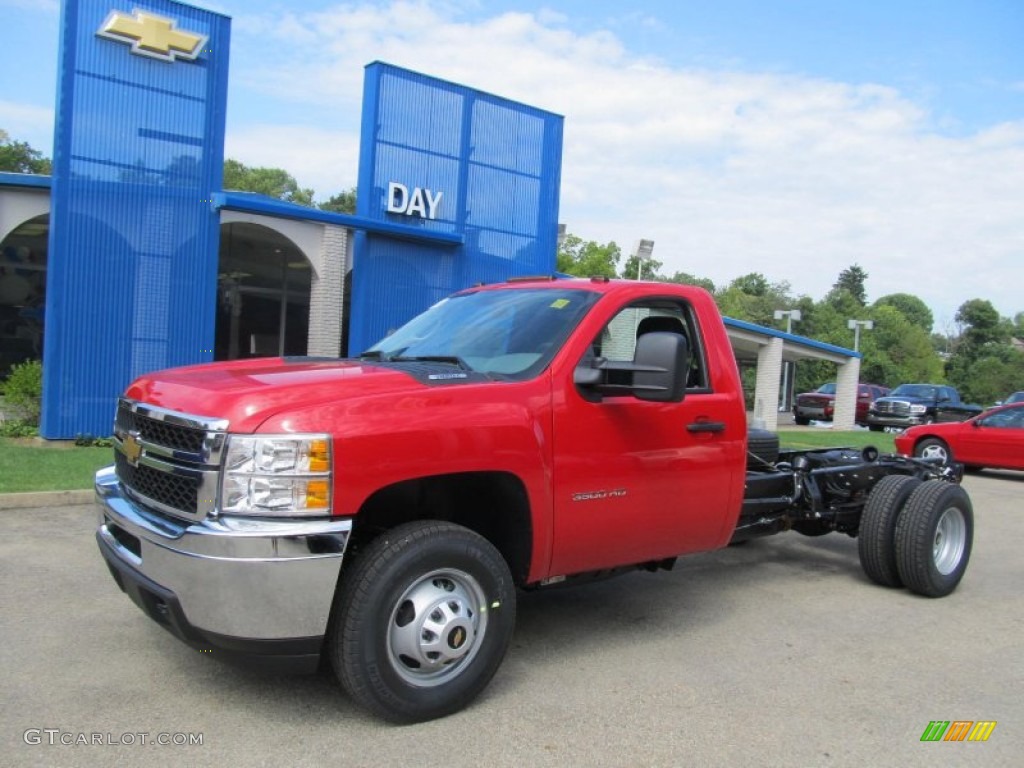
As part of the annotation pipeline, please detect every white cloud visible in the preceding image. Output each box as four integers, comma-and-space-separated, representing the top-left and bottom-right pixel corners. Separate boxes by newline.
0, 100, 54, 151
226, 2, 1024, 321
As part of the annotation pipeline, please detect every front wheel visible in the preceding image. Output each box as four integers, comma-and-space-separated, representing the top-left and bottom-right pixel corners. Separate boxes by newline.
895, 481, 973, 598
330, 521, 516, 723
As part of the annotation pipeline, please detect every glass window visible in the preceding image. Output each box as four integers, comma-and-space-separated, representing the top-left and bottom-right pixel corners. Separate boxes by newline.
366, 287, 599, 379
584, 300, 707, 390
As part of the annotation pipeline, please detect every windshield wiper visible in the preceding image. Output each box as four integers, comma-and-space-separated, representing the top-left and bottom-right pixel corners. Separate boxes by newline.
390, 355, 471, 370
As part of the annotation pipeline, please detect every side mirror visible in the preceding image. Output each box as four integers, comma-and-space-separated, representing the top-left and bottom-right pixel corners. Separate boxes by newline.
573, 333, 690, 403
631, 331, 689, 402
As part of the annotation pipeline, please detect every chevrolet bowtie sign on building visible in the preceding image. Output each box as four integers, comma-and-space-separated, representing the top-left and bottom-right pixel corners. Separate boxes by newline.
42, 0, 230, 439
96, 9, 207, 62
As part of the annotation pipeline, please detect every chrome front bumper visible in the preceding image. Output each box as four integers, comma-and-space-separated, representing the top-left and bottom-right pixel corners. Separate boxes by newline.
95, 466, 351, 666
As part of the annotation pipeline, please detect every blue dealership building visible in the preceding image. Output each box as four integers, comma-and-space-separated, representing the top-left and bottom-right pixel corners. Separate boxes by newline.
0, 0, 862, 439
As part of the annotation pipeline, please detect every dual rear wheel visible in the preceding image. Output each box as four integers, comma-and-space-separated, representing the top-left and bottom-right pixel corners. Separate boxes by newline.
858, 477, 973, 597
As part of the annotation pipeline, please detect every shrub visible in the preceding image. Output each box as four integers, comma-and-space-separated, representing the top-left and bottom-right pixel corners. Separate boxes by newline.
1, 359, 43, 424
0, 419, 38, 438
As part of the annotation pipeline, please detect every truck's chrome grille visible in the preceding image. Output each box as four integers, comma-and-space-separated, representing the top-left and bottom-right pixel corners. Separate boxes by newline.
874, 401, 909, 416
115, 452, 199, 514
113, 398, 227, 522
116, 403, 207, 454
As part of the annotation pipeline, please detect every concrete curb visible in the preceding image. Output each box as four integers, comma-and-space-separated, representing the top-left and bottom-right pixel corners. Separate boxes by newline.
0, 489, 93, 510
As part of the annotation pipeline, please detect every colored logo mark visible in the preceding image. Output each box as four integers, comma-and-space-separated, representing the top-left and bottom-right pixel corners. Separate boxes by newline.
920, 721, 997, 742
97, 9, 207, 63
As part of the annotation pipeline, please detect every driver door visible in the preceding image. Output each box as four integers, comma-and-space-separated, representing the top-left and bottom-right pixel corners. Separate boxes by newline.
549, 299, 742, 577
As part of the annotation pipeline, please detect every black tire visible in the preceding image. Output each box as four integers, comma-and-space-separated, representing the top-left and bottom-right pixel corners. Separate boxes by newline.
747, 428, 780, 468
857, 475, 922, 587
330, 521, 516, 723
914, 438, 951, 465
894, 481, 973, 598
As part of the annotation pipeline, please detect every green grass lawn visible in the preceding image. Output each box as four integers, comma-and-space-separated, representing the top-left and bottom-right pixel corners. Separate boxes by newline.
777, 429, 897, 453
0, 439, 113, 493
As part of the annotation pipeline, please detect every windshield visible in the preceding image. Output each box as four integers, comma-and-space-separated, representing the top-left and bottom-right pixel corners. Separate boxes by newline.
891, 384, 937, 399
363, 287, 600, 379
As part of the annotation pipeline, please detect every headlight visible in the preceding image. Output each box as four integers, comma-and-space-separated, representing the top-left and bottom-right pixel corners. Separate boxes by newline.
220, 435, 332, 517
909, 404, 927, 414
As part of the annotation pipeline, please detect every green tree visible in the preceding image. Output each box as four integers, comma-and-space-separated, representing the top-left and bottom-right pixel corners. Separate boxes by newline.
830, 264, 869, 306
665, 271, 715, 293
865, 305, 944, 386
729, 272, 770, 297
222, 158, 314, 206
319, 188, 357, 214
556, 233, 620, 278
955, 298, 1012, 352
0, 130, 51, 174
873, 293, 933, 333
945, 299, 1021, 403
620, 252, 664, 281
947, 346, 1024, 405
716, 274, 797, 327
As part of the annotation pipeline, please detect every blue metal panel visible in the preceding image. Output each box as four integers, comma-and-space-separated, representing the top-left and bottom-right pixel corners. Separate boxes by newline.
350, 62, 564, 354
42, 0, 230, 438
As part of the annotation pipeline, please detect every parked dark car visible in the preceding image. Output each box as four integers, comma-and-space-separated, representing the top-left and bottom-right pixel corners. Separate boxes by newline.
866, 384, 983, 432
895, 402, 1024, 472
793, 382, 888, 426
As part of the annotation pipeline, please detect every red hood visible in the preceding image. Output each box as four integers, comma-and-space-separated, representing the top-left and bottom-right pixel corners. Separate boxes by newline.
125, 358, 428, 433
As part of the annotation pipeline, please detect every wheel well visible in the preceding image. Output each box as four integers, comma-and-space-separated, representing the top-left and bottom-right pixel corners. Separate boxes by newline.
915, 435, 947, 452
348, 472, 533, 585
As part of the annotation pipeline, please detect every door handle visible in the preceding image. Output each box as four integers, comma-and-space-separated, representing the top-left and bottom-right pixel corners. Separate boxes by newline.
687, 421, 725, 434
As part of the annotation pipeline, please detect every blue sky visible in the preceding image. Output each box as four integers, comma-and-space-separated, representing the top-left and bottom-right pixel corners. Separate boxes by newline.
2, 0, 1022, 326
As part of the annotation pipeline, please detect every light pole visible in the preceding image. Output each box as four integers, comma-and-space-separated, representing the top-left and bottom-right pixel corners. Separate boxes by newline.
632, 239, 654, 280
847, 319, 874, 352
773, 309, 801, 411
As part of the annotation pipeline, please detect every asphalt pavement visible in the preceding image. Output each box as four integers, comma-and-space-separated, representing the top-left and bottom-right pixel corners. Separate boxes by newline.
2, 472, 1021, 767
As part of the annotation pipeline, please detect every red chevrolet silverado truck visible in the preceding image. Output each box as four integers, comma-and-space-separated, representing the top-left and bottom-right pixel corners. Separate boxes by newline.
95, 278, 973, 723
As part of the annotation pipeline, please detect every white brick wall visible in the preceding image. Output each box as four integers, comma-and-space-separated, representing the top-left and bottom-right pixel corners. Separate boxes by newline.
753, 337, 783, 431
306, 225, 348, 357
832, 359, 862, 431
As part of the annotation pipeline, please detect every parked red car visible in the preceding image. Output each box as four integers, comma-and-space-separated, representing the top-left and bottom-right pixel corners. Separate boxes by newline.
894, 402, 1024, 472
793, 382, 888, 426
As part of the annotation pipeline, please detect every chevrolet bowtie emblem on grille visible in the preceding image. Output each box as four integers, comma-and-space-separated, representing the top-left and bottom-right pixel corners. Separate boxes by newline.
121, 432, 144, 467
97, 9, 207, 63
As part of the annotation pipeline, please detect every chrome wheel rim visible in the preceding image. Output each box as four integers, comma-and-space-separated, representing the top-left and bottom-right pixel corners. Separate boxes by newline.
933, 507, 966, 576
387, 569, 487, 687
920, 444, 948, 463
